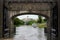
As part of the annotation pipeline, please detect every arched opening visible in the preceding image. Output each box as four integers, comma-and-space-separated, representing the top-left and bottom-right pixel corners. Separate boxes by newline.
11, 12, 49, 40
2, 0, 58, 40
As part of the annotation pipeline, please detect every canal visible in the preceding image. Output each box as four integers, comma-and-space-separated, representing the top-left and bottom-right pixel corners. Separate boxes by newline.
13, 25, 47, 40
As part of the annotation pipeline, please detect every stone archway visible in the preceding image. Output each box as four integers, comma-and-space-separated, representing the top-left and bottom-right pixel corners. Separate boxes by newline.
2, 0, 57, 40
0, 0, 58, 40
3, 3, 51, 40
7, 10, 50, 39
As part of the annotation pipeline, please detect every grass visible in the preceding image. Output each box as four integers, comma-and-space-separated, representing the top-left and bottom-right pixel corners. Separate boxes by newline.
37, 23, 47, 28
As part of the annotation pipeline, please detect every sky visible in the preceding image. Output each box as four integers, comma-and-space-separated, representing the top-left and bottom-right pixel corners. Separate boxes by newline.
17, 15, 45, 20
17, 15, 38, 20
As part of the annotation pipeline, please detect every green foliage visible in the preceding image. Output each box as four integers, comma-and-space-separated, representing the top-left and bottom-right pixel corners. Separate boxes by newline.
37, 16, 42, 23
37, 23, 47, 28
37, 16, 47, 23
27, 20, 37, 25
13, 17, 24, 26
44, 18, 47, 22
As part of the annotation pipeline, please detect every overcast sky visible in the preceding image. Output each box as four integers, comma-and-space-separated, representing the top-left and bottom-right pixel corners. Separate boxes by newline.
17, 15, 45, 20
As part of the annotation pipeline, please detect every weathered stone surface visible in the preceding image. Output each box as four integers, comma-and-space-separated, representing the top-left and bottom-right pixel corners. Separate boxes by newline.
0, 0, 3, 38
0, 0, 58, 40
6, 0, 55, 3
8, 3, 50, 11
57, 0, 60, 40
8, 11, 50, 18
7, 2, 51, 39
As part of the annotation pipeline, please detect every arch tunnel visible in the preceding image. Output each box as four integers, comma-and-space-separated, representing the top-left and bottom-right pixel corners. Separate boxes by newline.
0, 0, 58, 40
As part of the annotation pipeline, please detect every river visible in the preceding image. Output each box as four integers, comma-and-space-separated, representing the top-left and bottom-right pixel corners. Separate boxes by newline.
13, 25, 47, 40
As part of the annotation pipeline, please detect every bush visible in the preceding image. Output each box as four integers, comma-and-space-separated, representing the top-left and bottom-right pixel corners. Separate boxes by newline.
37, 16, 42, 23
27, 20, 37, 25
37, 23, 47, 28
13, 17, 24, 26
44, 19, 47, 22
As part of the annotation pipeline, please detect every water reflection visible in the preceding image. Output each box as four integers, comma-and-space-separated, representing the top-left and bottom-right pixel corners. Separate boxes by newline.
13, 25, 47, 40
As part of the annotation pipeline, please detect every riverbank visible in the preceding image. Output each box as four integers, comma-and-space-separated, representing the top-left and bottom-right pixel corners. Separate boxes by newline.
0, 38, 13, 40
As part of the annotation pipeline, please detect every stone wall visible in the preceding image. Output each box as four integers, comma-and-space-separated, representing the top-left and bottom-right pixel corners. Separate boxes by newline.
8, 3, 50, 11
0, 0, 60, 40
57, 0, 60, 40
6, 0, 54, 3
0, 0, 3, 38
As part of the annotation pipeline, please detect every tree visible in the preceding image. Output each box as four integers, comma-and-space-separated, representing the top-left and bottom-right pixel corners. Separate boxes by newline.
13, 17, 24, 26
44, 18, 47, 22
37, 16, 42, 23
27, 20, 37, 25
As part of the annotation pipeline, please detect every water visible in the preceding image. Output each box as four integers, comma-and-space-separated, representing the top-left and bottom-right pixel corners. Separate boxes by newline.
13, 25, 47, 40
